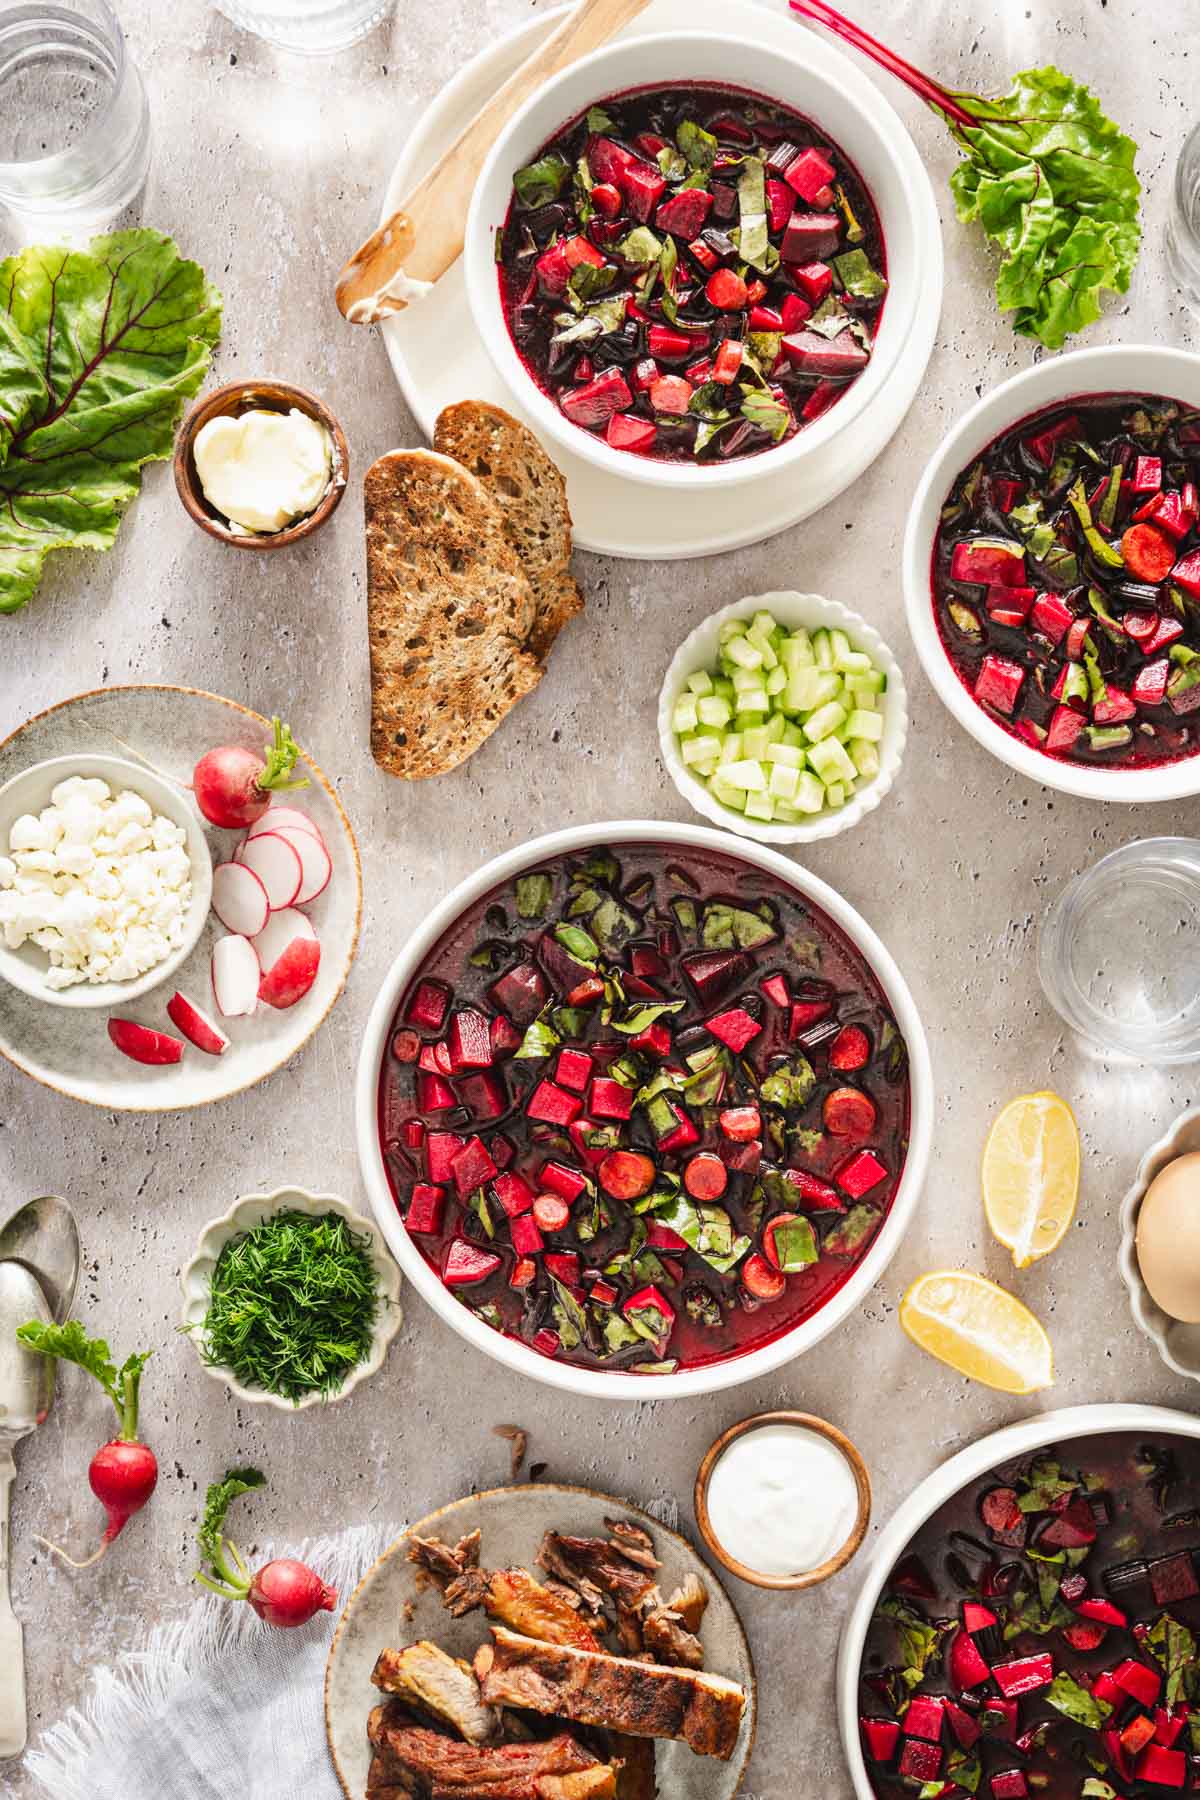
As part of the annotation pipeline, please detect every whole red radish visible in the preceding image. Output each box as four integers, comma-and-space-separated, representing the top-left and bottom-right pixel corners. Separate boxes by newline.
15, 1321, 156, 1568
192, 717, 309, 829
194, 1468, 337, 1628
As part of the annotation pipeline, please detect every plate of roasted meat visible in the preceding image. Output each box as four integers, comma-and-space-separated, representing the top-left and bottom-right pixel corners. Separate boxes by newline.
324, 1481, 756, 1799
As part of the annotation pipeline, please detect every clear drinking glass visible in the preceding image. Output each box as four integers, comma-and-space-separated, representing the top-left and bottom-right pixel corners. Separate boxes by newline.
1038, 838, 1200, 1063
211, 0, 394, 54
0, 0, 150, 232
1166, 123, 1200, 321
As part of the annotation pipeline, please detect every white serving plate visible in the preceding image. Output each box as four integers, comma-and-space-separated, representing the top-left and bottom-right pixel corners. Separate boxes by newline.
837, 1402, 1200, 1798
180, 1185, 403, 1410
657, 590, 908, 844
1118, 1104, 1200, 1383
0, 687, 361, 1111
378, 0, 943, 559
355, 819, 934, 1402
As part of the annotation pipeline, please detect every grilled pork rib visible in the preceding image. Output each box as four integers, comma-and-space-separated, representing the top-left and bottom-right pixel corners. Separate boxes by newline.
371, 1643, 498, 1744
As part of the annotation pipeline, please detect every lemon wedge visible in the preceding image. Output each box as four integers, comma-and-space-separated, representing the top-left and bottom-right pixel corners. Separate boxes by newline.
900, 1270, 1054, 1394
982, 1091, 1080, 1269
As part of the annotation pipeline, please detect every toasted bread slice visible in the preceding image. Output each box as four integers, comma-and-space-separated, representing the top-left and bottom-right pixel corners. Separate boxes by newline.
434, 401, 583, 662
365, 449, 541, 780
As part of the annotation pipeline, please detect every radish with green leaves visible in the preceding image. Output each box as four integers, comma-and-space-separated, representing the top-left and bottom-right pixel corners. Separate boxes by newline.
192, 716, 310, 829
15, 1321, 156, 1568
194, 1468, 338, 1627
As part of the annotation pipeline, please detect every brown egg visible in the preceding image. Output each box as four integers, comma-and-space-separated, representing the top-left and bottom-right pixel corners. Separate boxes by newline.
1137, 1152, 1200, 1322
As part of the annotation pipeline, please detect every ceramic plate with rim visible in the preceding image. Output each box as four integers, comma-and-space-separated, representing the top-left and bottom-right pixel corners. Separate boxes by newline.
0, 686, 361, 1111
836, 1403, 1200, 1799
378, 0, 943, 560
324, 1481, 757, 1800
1118, 1104, 1200, 1383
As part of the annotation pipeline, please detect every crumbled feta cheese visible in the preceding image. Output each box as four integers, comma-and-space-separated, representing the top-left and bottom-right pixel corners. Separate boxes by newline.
0, 780, 193, 988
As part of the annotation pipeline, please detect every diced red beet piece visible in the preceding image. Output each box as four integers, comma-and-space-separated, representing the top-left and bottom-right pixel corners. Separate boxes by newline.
589, 1277, 618, 1306
784, 146, 836, 201
992, 1654, 1053, 1699
1171, 549, 1200, 598
450, 1135, 498, 1198
719, 1104, 762, 1142
1145, 613, 1186, 655
620, 159, 667, 222
835, 1149, 887, 1197
710, 338, 744, 385
949, 1628, 991, 1691
829, 1025, 870, 1071
1059, 1571, 1089, 1606
590, 1077, 633, 1121
402, 1119, 426, 1151
644, 1221, 687, 1254
980, 1699, 1019, 1741
1039, 1495, 1097, 1548
1150, 1551, 1200, 1606
526, 1080, 584, 1126
491, 1134, 515, 1170
1114, 1660, 1162, 1707
1025, 413, 1081, 467
951, 538, 1027, 588
1157, 489, 1199, 540
563, 232, 605, 271
1062, 1620, 1108, 1652
539, 1160, 587, 1202
535, 239, 572, 297
904, 1695, 945, 1743
489, 1014, 522, 1059
783, 1167, 844, 1210
781, 327, 868, 377
567, 976, 607, 1007
655, 187, 712, 238
1101, 1726, 1133, 1783
778, 291, 812, 334
406, 1184, 445, 1234
417, 1070, 456, 1112
1154, 1708, 1187, 1749
993, 476, 1023, 512
684, 1152, 728, 1201
765, 177, 793, 233
657, 1104, 700, 1152
425, 1130, 465, 1185
944, 1700, 981, 1750
980, 1485, 1025, 1544
824, 1087, 878, 1137
488, 961, 546, 1025
1133, 454, 1163, 492
760, 972, 790, 1009
560, 368, 633, 430
1092, 686, 1137, 726
986, 585, 1036, 622
974, 654, 1025, 716
509, 1256, 537, 1290
442, 1238, 501, 1287
509, 1213, 545, 1255
991, 1771, 1028, 1800
407, 978, 450, 1031
963, 1601, 998, 1634
630, 1020, 672, 1058
897, 1740, 942, 1783
623, 1282, 674, 1334
860, 1718, 900, 1762
681, 949, 748, 1000
530, 1327, 560, 1356
892, 1554, 937, 1599
543, 1250, 580, 1284
568, 1119, 609, 1168
1137, 1745, 1186, 1788
598, 1150, 655, 1200
647, 323, 704, 362
782, 209, 840, 262
720, 1136, 762, 1175
492, 1170, 536, 1219
706, 267, 748, 311
605, 413, 657, 454
1046, 706, 1086, 755
456, 1068, 507, 1121
555, 1047, 593, 1093
707, 1006, 762, 1052
587, 135, 636, 186
1123, 608, 1161, 645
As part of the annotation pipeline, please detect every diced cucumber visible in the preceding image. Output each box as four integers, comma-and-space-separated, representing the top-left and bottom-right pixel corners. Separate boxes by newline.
726, 634, 764, 671
763, 711, 786, 745
681, 732, 722, 767
744, 789, 775, 821
831, 628, 872, 674
845, 678, 879, 709
784, 668, 840, 714
812, 628, 834, 670
849, 739, 880, 778
697, 693, 732, 728
685, 669, 713, 696
718, 620, 746, 646
768, 761, 800, 801
720, 758, 768, 792
709, 775, 746, 811
806, 736, 857, 784
851, 666, 886, 694
765, 741, 805, 768
717, 732, 743, 765
781, 723, 805, 748
794, 770, 826, 812
733, 707, 768, 731
846, 709, 883, 742
672, 694, 699, 733
824, 782, 847, 808
803, 700, 848, 743
765, 665, 787, 696
780, 631, 815, 671
742, 725, 770, 760
1061, 664, 1089, 706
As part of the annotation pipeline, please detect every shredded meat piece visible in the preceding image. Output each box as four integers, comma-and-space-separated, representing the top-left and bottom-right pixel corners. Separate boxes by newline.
610, 1736, 656, 1800
442, 1567, 602, 1651
407, 1530, 482, 1591
368, 1704, 604, 1797
534, 1769, 619, 1799
613, 1605, 645, 1659
444, 1568, 493, 1617
603, 1521, 659, 1572
535, 1534, 657, 1612
474, 1628, 746, 1761
640, 1608, 704, 1671
662, 1574, 707, 1635
371, 1643, 498, 1743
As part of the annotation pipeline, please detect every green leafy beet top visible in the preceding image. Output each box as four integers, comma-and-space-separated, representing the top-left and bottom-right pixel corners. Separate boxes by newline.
0, 229, 222, 611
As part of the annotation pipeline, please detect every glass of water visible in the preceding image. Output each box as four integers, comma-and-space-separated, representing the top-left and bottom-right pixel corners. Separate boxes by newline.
212, 0, 395, 54
1166, 123, 1200, 321
0, 0, 150, 232
1038, 838, 1200, 1063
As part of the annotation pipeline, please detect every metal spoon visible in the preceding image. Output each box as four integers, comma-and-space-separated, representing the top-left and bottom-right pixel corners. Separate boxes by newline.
0, 1261, 54, 1759
0, 1196, 79, 1323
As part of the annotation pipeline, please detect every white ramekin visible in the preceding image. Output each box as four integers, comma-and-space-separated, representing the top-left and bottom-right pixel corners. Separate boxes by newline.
355, 819, 933, 1402
464, 29, 937, 491
657, 590, 908, 845
837, 1402, 1200, 1797
903, 344, 1200, 804
180, 1185, 404, 1410
1118, 1104, 1200, 1383
0, 752, 212, 1009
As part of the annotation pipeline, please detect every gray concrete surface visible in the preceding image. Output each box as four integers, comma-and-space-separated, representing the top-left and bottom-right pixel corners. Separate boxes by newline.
1, 0, 1199, 1794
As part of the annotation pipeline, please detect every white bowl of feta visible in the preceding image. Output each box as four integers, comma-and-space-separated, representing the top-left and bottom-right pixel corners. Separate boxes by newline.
0, 754, 212, 1009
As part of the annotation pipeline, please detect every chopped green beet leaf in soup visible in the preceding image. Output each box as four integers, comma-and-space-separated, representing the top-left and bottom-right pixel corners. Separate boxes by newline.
496, 83, 887, 463
378, 841, 910, 1375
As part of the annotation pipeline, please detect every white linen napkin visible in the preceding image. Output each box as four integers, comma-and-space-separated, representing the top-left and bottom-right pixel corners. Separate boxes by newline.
23, 1523, 398, 1800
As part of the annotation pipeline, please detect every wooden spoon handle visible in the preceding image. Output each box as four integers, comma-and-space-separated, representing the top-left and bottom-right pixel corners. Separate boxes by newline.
337, 0, 654, 322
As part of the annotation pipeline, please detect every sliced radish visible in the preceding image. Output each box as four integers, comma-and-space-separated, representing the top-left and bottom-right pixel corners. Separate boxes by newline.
251, 907, 318, 974
258, 936, 321, 1008
166, 991, 230, 1056
245, 805, 324, 845
108, 1019, 184, 1065
269, 826, 331, 906
235, 832, 303, 910
211, 861, 270, 937
211, 935, 260, 1017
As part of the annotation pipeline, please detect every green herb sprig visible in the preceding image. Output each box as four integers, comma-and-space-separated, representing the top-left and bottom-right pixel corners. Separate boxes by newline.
196, 1211, 379, 1403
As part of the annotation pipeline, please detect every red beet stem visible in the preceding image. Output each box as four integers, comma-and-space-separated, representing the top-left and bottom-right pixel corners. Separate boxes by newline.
788, 0, 981, 130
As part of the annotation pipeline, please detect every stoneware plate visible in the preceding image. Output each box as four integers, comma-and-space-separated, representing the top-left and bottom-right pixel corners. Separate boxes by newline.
324, 1482, 757, 1799
0, 686, 361, 1110
379, 0, 943, 561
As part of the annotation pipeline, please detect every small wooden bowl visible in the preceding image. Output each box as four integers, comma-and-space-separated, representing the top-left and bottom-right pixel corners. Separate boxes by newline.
173, 379, 349, 550
694, 1410, 872, 1591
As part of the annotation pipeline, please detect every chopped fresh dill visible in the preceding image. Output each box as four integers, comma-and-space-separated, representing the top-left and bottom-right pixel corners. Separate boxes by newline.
197, 1210, 379, 1402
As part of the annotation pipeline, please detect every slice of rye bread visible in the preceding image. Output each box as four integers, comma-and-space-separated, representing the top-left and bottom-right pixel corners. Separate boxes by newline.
434, 401, 583, 663
365, 449, 541, 780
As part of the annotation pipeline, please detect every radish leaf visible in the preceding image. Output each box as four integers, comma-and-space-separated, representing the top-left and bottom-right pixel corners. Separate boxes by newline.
0, 229, 222, 613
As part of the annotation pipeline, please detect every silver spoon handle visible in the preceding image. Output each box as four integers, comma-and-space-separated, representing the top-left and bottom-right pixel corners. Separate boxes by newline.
0, 1446, 25, 1758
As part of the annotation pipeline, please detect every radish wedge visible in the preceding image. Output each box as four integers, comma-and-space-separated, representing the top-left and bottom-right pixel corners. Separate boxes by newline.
212, 935, 260, 1017
235, 832, 303, 910
108, 1019, 184, 1065
251, 907, 318, 974
245, 805, 324, 845
258, 935, 321, 1008
270, 825, 331, 905
211, 861, 270, 937
166, 991, 230, 1056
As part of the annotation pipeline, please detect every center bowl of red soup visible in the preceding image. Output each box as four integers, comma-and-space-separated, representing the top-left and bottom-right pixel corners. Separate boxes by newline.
933, 391, 1200, 770
495, 81, 887, 465
367, 831, 929, 1393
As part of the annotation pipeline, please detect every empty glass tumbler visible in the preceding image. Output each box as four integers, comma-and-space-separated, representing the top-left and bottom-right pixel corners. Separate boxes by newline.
1038, 838, 1200, 1063
0, 0, 150, 231
211, 0, 395, 53
1166, 122, 1200, 321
